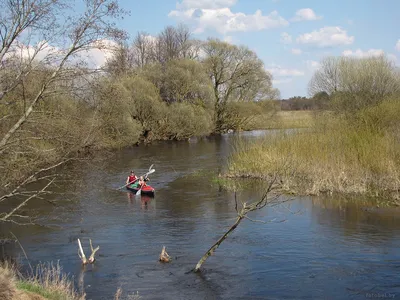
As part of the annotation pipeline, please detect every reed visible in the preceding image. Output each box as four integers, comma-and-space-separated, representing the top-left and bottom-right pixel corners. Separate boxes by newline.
227, 100, 400, 200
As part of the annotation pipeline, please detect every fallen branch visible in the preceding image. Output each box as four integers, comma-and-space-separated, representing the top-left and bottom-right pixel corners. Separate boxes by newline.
159, 246, 171, 263
77, 238, 99, 265
193, 176, 292, 272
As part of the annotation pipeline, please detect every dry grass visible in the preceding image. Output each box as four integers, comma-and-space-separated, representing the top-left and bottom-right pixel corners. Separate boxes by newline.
114, 287, 141, 300
0, 261, 84, 300
244, 110, 315, 130
227, 108, 400, 200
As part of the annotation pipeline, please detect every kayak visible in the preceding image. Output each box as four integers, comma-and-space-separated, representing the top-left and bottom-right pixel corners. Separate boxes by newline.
126, 182, 155, 197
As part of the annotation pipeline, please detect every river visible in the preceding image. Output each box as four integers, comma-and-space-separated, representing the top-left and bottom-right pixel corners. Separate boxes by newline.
1, 131, 400, 299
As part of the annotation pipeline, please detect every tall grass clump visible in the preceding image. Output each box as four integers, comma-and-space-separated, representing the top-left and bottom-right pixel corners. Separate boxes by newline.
0, 261, 83, 300
227, 105, 399, 198
227, 55, 400, 200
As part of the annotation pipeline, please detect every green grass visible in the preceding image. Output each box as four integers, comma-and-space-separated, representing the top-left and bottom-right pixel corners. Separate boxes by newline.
16, 281, 72, 300
0, 261, 83, 300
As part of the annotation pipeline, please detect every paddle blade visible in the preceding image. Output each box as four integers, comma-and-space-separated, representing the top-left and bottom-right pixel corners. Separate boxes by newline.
136, 189, 141, 196
147, 169, 155, 176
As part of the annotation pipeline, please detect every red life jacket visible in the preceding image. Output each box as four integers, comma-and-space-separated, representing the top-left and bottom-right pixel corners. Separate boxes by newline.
128, 175, 137, 183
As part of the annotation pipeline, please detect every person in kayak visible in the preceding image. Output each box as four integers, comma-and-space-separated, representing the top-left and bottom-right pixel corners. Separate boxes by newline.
126, 171, 138, 185
138, 176, 147, 188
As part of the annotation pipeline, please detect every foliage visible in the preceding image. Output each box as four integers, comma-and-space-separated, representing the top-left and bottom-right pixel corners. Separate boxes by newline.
159, 102, 214, 140
0, 0, 128, 222
309, 55, 400, 112
94, 77, 143, 148
202, 38, 278, 132
162, 59, 214, 105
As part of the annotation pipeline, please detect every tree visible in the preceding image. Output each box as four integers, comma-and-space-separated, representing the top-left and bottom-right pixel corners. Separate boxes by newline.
193, 177, 290, 272
312, 91, 330, 110
308, 57, 341, 97
202, 39, 278, 133
0, 0, 127, 223
162, 59, 213, 105
132, 31, 155, 68
155, 24, 192, 64
308, 55, 400, 112
105, 41, 135, 76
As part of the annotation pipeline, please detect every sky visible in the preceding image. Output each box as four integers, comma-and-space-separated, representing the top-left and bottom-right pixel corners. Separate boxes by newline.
114, 0, 400, 98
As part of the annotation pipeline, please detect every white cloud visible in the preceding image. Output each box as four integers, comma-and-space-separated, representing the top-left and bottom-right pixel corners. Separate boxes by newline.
342, 48, 384, 58
3, 39, 118, 69
291, 48, 302, 55
2, 40, 61, 63
291, 8, 322, 22
305, 60, 320, 70
176, 0, 237, 9
83, 39, 118, 68
342, 49, 398, 65
296, 26, 354, 47
223, 35, 237, 44
169, 4, 288, 34
396, 39, 400, 52
280, 32, 292, 44
273, 78, 292, 85
267, 65, 305, 77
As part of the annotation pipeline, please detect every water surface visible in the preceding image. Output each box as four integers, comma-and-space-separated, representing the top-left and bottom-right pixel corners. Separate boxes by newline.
1, 132, 400, 299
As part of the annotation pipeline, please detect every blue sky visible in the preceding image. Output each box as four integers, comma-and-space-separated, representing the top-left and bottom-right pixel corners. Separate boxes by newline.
116, 0, 400, 99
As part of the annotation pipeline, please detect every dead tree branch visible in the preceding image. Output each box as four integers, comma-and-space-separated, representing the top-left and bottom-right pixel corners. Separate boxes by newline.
193, 175, 293, 272
77, 238, 99, 265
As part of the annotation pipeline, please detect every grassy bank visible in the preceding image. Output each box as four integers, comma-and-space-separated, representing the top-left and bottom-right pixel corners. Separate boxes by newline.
0, 262, 83, 300
244, 110, 315, 130
0, 261, 140, 300
226, 101, 400, 201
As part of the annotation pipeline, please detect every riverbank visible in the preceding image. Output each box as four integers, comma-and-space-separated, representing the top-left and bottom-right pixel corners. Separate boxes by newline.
0, 262, 82, 300
226, 103, 400, 202
0, 262, 138, 300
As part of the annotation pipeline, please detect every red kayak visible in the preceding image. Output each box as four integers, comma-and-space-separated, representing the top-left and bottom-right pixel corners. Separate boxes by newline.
126, 182, 155, 197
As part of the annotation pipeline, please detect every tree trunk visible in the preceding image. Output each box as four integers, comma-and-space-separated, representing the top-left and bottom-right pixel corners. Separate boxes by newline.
193, 215, 243, 272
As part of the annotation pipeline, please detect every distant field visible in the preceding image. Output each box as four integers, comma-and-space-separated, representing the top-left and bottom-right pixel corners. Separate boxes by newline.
244, 110, 315, 130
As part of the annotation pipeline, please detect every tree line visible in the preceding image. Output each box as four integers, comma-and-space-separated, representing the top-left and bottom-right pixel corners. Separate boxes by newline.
278, 92, 330, 111
0, 0, 279, 223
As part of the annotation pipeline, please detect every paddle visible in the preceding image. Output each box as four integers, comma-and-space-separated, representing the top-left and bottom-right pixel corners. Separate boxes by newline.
135, 165, 154, 196
117, 165, 155, 190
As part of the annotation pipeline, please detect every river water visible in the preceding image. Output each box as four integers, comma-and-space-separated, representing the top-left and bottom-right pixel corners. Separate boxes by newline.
1, 131, 400, 299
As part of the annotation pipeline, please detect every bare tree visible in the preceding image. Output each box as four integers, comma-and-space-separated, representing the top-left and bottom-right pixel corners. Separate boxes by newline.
132, 31, 154, 68
0, 0, 127, 223
175, 23, 191, 59
193, 177, 291, 272
308, 55, 400, 111
308, 57, 341, 97
106, 41, 135, 76
154, 24, 193, 64
157, 26, 180, 63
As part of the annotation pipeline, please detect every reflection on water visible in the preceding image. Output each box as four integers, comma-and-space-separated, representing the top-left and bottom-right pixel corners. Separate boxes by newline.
1, 132, 400, 300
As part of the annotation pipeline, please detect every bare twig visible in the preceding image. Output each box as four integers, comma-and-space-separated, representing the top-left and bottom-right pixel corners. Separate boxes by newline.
0, 178, 55, 222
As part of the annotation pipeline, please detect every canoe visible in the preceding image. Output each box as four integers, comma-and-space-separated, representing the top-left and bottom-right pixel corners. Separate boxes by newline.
126, 182, 155, 197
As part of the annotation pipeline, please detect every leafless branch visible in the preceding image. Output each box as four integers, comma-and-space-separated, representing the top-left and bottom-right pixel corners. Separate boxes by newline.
1, 178, 55, 222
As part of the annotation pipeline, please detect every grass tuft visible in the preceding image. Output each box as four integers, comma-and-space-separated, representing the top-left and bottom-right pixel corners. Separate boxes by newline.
226, 101, 400, 201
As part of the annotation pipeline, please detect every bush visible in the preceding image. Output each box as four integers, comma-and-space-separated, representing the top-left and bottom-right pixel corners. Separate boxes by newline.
158, 102, 214, 140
